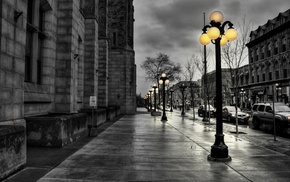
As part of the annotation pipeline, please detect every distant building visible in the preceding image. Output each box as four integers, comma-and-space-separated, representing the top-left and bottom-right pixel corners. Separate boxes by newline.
170, 81, 200, 108
201, 69, 232, 107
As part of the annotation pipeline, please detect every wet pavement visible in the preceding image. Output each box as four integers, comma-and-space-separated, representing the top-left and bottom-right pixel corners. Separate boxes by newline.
4, 108, 290, 181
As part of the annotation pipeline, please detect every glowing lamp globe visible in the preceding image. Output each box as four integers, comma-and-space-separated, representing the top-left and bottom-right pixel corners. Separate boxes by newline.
210, 11, 224, 23
199, 33, 211, 45
220, 35, 228, 46
161, 73, 166, 78
207, 27, 220, 40
159, 80, 163, 85
225, 28, 238, 41
165, 80, 169, 85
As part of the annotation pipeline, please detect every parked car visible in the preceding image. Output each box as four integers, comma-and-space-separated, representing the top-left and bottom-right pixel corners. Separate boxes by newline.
251, 102, 290, 134
198, 105, 215, 117
222, 106, 250, 124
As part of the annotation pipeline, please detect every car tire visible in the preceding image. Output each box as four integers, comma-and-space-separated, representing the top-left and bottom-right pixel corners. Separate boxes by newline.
252, 117, 260, 129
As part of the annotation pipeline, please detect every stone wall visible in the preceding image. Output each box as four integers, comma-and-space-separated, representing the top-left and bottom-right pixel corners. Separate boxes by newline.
0, 125, 26, 180
0, 0, 26, 124
107, 0, 136, 114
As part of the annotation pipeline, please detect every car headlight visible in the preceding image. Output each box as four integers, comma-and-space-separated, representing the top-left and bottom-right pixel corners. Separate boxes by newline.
288, 116, 290, 120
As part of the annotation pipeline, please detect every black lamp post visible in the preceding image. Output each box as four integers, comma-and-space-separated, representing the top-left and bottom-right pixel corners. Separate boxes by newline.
159, 73, 169, 121
199, 11, 238, 161
179, 83, 187, 116
170, 89, 174, 112
152, 84, 158, 112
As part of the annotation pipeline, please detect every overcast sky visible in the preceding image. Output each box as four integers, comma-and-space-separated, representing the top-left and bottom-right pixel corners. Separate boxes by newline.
133, 0, 290, 96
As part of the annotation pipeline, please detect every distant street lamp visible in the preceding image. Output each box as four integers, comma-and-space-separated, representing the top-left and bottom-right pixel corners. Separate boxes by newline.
159, 73, 169, 121
152, 84, 158, 112
179, 83, 187, 116
199, 11, 238, 161
275, 83, 281, 102
149, 90, 153, 112
240, 88, 245, 109
190, 82, 198, 120
170, 89, 174, 112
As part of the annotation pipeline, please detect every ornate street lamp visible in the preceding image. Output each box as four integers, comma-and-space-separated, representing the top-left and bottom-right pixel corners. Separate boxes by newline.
199, 11, 238, 161
240, 88, 245, 109
170, 89, 174, 112
179, 83, 187, 116
159, 73, 169, 121
152, 84, 158, 112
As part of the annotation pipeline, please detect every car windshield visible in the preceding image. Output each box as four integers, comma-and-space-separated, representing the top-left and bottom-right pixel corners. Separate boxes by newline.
275, 105, 290, 112
226, 106, 241, 112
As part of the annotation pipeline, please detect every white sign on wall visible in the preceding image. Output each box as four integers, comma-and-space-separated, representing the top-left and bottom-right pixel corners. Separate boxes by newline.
89, 96, 97, 107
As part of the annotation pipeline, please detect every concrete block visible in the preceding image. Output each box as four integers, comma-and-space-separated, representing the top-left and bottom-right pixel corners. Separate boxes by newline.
26, 113, 87, 147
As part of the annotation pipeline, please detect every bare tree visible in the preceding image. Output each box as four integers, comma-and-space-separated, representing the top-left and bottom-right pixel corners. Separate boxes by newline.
141, 53, 181, 106
221, 15, 252, 133
140, 53, 181, 83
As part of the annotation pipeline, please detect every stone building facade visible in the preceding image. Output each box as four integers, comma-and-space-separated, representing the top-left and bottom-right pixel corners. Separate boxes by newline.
240, 9, 290, 105
0, 0, 135, 179
0, 0, 135, 124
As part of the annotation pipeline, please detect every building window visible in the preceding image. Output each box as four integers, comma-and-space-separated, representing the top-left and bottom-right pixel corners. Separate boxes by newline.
262, 73, 265, 82
256, 49, 259, 61
267, 43, 271, 57
257, 75, 259, 83
283, 68, 287, 78
274, 40, 278, 55
269, 72, 272, 80
250, 51, 254, 63
25, 0, 46, 84
252, 76, 254, 83
261, 46, 264, 59
282, 37, 286, 52
276, 70, 279, 79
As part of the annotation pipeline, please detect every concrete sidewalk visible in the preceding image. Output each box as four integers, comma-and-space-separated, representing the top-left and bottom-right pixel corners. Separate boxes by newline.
4, 107, 290, 181
34, 108, 289, 181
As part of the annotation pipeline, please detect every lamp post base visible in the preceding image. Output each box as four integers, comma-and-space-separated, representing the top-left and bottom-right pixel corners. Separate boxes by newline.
208, 134, 231, 162
161, 115, 167, 121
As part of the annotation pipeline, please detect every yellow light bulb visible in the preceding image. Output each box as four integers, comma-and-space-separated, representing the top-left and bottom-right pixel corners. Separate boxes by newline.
207, 27, 220, 40
210, 11, 224, 23
225, 28, 238, 41
199, 33, 211, 45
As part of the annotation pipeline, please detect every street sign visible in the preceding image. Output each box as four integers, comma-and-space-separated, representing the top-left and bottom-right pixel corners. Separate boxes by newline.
89, 96, 97, 107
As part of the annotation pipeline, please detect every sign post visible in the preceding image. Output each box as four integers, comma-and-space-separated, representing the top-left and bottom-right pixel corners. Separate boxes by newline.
89, 96, 97, 136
